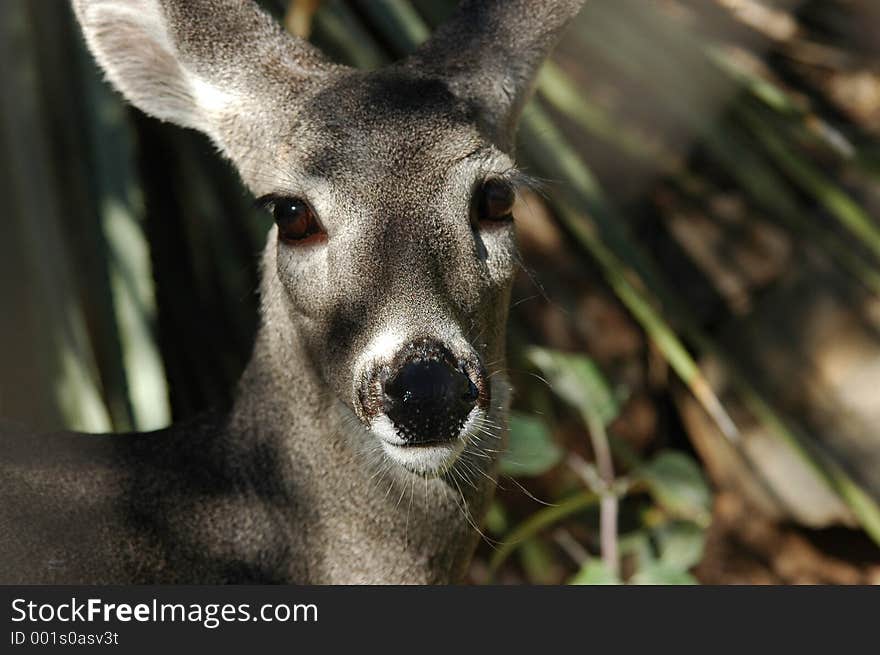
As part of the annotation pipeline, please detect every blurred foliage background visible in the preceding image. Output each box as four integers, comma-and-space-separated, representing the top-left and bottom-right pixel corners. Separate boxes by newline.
2, 0, 880, 583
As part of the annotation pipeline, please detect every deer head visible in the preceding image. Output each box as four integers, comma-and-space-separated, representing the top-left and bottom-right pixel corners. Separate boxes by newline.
73, 0, 584, 479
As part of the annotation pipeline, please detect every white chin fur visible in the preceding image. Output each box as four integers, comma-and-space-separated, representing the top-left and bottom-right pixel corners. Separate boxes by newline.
371, 411, 479, 476
379, 440, 467, 476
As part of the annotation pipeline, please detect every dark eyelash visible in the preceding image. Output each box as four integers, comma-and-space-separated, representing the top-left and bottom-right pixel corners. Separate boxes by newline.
496, 169, 543, 193
254, 193, 285, 210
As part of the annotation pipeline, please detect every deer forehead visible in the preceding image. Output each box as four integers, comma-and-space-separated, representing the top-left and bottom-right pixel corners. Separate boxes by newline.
301, 70, 480, 157
238, 69, 508, 197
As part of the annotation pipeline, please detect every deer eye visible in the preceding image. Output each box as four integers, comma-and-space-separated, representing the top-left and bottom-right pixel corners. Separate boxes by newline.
260, 196, 325, 244
475, 178, 515, 224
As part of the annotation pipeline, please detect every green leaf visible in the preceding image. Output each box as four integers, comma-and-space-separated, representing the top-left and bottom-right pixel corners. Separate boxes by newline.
637, 451, 712, 524
526, 347, 622, 428
484, 501, 508, 536
631, 562, 699, 585
500, 412, 563, 477
618, 530, 654, 564
569, 558, 621, 585
655, 520, 706, 571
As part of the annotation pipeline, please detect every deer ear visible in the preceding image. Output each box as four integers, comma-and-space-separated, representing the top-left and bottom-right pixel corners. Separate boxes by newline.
406, 0, 585, 149
72, 0, 336, 146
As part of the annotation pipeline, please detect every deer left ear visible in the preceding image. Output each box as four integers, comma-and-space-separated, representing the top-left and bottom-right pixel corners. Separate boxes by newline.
72, 0, 341, 152
405, 0, 585, 150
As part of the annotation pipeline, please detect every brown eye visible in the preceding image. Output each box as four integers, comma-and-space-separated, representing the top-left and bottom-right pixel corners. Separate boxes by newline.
266, 197, 324, 244
476, 178, 515, 223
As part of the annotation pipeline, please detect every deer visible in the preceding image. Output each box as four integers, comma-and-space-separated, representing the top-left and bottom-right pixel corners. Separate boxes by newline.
0, 0, 585, 584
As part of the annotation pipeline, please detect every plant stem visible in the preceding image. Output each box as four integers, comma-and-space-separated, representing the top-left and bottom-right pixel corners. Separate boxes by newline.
585, 413, 619, 578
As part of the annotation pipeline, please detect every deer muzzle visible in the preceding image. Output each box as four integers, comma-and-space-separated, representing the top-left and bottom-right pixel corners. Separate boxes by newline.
356, 337, 490, 475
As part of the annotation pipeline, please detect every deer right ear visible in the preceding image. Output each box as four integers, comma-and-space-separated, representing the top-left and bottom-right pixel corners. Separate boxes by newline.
406, 0, 586, 151
72, 0, 336, 148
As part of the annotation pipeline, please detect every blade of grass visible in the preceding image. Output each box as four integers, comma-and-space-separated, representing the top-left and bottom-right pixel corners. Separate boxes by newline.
353, 0, 430, 56
739, 104, 880, 265
28, 0, 137, 431
519, 104, 740, 441
309, 0, 389, 69
536, 61, 685, 172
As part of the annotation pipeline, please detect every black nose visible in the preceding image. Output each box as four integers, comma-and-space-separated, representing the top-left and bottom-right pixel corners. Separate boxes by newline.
384, 358, 479, 445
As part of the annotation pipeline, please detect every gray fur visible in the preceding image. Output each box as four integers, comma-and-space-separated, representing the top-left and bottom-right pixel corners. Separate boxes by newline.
0, 0, 584, 583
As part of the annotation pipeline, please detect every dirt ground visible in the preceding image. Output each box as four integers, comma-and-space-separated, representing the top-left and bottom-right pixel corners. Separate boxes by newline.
696, 492, 880, 584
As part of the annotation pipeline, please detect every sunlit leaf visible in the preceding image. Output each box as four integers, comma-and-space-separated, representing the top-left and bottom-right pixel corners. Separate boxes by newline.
526, 347, 622, 428
637, 451, 712, 525
569, 558, 621, 585
500, 412, 563, 477
655, 520, 706, 571
631, 562, 699, 585
484, 501, 508, 536
618, 530, 654, 564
